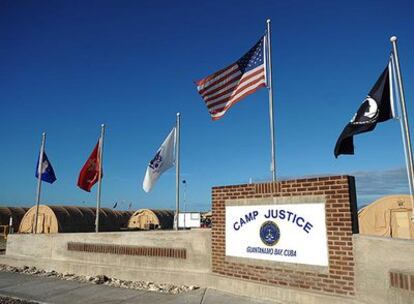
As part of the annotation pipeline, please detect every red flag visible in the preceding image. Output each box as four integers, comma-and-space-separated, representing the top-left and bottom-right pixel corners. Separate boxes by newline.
77, 140, 102, 192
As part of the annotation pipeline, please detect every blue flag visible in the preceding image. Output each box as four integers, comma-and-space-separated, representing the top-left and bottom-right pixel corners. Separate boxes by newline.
35, 151, 57, 184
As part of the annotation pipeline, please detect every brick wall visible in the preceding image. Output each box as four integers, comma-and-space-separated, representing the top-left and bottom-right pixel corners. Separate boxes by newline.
211, 175, 357, 297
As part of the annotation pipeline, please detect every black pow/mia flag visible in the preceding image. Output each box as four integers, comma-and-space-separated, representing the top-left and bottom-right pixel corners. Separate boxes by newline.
334, 65, 394, 158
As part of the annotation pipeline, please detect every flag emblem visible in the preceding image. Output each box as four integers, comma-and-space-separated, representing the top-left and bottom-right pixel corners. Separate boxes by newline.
350, 97, 379, 123
196, 36, 267, 120
149, 151, 163, 171
35, 151, 57, 184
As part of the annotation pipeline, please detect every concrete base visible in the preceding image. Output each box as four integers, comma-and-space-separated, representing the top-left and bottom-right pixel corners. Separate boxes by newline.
354, 234, 414, 304
1, 230, 365, 304
0, 254, 357, 304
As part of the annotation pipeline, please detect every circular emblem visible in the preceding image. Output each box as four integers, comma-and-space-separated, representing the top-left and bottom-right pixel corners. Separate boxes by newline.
260, 221, 280, 246
350, 96, 379, 125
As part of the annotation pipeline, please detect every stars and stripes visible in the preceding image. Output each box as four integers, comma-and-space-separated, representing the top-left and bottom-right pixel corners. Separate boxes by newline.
196, 36, 267, 120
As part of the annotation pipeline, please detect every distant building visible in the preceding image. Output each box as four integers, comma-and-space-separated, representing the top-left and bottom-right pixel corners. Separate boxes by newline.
19, 205, 133, 233
0, 206, 29, 232
128, 209, 174, 230
358, 195, 414, 239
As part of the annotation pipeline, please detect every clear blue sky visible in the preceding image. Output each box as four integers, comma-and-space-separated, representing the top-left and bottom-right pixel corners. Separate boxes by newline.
0, 0, 413, 211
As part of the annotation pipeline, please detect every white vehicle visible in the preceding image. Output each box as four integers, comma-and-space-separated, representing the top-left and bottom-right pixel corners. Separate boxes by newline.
178, 212, 201, 228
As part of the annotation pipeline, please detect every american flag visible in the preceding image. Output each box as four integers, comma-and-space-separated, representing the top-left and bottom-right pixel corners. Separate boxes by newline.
196, 36, 267, 120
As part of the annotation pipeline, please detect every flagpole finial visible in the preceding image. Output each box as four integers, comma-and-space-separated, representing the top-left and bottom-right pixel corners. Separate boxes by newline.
101, 123, 105, 128
177, 112, 180, 117
390, 36, 397, 42
266, 19, 271, 24
42, 132, 46, 136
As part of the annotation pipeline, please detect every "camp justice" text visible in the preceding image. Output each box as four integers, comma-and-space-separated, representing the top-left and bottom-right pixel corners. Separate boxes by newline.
233, 208, 313, 233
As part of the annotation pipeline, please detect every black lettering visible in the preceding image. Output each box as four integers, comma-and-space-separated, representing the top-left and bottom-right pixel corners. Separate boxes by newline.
245, 212, 255, 222
304, 222, 313, 233
296, 217, 305, 227
240, 217, 246, 227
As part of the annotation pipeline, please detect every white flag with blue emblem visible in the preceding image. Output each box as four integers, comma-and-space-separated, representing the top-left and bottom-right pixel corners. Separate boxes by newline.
143, 127, 176, 192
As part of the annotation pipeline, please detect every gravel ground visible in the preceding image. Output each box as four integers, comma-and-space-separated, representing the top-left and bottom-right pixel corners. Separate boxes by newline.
0, 296, 38, 304
0, 265, 198, 294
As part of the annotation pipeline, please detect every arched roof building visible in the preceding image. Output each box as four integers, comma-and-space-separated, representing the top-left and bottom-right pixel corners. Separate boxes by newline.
128, 209, 174, 230
0, 207, 29, 231
19, 205, 133, 234
358, 194, 414, 239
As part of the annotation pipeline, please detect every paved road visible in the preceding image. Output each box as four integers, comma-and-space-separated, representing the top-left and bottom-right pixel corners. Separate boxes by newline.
0, 272, 275, 304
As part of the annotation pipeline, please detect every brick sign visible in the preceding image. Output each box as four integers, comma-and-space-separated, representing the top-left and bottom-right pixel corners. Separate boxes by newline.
225, 201, 329, 266
212, 176, 358, 297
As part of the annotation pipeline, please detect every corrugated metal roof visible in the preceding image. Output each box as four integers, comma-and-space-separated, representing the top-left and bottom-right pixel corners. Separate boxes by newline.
20, 205, 134, 233
0, 206, 29, 231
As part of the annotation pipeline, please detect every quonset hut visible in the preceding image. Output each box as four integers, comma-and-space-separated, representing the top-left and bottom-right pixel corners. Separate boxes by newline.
0, 207, 29, 232
19, 205, 133, 233
358, 194, 414, 239
128, 209, 174, 230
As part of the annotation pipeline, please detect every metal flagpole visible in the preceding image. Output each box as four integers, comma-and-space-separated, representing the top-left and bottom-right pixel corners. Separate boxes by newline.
174, 113, 181, 230
9, 217, 13, 234
95, 124, 105, 233
390, 36, 414, 219
33, 132, 46, 234
266, 19, 276, 182
183, 180, 187, 229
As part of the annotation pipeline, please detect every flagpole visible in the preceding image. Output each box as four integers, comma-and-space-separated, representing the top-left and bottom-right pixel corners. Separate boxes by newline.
33, 132, 46, 234
95, 124, 105, 233
266, 19, 276, 182
174, 113, 181, 230
390, 36, 414, 218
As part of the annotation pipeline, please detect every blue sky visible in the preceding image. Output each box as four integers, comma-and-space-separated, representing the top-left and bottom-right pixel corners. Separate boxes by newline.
0, 0, 413, 211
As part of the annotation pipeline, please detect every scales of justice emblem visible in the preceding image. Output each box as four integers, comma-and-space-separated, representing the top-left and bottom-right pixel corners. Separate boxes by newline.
259, 221, 280, 246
